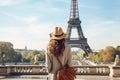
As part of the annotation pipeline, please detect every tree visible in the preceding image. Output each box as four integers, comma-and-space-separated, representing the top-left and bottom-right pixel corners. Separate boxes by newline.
89, 52, 102, 62
0, 41, 15, 62
21, 50, 29, 62
77, 52, 85, 58
37, 52, 45, 61
93, 53, 102, 62
116, 46, 120, 51
101, 46, 115, 62
115, 46, 120, 56
88, 53, 94, 59
27, 50, 40, 62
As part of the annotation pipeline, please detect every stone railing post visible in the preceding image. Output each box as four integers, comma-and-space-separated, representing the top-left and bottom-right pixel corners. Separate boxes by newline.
109, 66, 113, 77
7, 66, 11, 76
109, 55, 120, 77
110, 66, 120, 77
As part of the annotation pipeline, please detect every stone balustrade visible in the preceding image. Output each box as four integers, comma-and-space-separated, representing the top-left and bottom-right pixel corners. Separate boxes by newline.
109, 66, 120, 77
0, 65, 120, 77
74, 66, 110, 75
4, 65, 48, 75
0, 66, 7, 76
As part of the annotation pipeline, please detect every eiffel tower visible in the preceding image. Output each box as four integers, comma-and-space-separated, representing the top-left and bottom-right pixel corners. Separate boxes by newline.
66, 0, 92, 55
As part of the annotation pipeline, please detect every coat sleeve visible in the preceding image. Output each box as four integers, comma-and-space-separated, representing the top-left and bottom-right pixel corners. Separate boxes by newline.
46, 53, 52, 73
67, 45, 73, 67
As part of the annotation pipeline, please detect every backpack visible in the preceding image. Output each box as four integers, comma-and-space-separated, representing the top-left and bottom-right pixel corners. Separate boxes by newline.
56, 57, 76, 80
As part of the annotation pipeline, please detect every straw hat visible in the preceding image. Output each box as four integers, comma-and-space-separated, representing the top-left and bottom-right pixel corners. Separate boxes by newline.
49, 27, 66, 40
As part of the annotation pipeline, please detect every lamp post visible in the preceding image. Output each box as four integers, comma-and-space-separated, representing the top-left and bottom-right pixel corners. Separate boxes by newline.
1, 52, 6, 65
13, 55, 17, 65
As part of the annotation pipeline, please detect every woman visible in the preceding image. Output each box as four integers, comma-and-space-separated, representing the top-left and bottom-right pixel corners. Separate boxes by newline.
46, 27, 73, 80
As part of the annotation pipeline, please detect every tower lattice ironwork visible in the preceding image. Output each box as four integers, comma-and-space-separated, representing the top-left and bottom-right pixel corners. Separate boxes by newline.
66, 0, 92, 55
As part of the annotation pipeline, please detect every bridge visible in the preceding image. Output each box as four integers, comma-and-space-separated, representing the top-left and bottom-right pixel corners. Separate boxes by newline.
0, 60, 120, 80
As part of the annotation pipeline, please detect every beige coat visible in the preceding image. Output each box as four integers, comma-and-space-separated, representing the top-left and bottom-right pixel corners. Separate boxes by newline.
46, 43, 72, 80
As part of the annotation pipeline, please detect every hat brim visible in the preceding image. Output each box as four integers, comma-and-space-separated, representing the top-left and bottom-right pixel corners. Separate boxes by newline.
50, 33, 66, 40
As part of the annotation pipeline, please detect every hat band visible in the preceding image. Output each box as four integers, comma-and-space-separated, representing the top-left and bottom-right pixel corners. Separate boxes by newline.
55, 33, 64, 37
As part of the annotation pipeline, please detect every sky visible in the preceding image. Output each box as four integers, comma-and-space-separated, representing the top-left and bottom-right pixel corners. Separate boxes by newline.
0, 0, 120, 51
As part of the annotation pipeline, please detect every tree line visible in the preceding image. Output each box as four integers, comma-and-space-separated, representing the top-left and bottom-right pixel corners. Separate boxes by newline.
0, 41, 45, 64
88, 46, 120, 63
0, 41, 120, 64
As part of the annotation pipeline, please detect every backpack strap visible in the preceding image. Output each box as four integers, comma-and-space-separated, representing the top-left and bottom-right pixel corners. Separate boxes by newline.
56, 57, 63, 67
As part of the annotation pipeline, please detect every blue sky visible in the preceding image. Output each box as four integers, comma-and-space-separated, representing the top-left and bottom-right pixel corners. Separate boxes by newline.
0, 0, 120, 50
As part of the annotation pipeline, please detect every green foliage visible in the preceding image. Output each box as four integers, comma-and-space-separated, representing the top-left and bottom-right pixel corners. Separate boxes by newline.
116, 46, 120, 51
21, 50, 29, 62
15, 52, 22, 62
77, 52, 85, 58
1, 41, 119, 64
0, 41, 15, 62
89, 46, 117, 62
93, 52, 102, 62
115, 46, 120, 56
101, 46, 115, 62
0, 42, 45, 63
37, 52, 45, 61
88, 52, 102, 62
20, 50, 45, 63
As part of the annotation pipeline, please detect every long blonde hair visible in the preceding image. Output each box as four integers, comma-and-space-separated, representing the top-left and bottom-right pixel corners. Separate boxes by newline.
47, 39, 65, 57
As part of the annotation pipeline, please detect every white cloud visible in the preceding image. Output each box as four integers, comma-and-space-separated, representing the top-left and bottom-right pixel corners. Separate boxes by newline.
23, 16, 38, 24
0, 11, 19, 20
0, 10, 59, 50
0, 11, 39, 24
83, 19, 120, 50
0, 0, 13, 6
0, 0, 25, 6
0, 22, 56, 50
